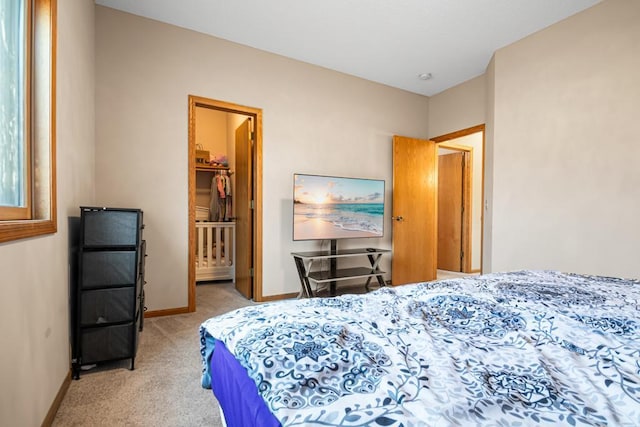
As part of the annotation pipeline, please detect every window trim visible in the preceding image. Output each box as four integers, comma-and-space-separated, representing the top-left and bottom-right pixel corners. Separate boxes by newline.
0, 0, 56, 243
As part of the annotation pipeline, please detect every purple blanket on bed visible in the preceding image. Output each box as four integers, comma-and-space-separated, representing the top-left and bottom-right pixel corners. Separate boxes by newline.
210, 339, 280, 427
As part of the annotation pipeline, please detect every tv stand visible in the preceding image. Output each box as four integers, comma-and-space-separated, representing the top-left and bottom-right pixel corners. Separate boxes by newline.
291, 245, 390, 297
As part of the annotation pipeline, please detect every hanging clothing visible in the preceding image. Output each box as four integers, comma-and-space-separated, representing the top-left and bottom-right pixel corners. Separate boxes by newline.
209, 175, 219, 221
209, 171, 232, 221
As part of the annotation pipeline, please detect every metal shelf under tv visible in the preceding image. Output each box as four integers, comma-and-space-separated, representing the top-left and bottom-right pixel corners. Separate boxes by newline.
291, 245, 390, 297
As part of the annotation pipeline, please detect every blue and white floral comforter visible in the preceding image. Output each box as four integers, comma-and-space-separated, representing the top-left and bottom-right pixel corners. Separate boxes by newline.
200, 270, 640, 426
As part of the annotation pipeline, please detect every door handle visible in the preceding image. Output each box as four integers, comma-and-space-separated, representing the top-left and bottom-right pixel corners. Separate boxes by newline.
391, 216, 404, 222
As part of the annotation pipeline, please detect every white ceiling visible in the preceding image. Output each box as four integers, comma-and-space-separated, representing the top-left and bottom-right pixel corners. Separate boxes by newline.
94, 0, 601, 96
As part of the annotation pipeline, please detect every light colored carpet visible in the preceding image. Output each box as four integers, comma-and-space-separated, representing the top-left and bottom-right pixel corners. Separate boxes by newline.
53, 281, 253, 427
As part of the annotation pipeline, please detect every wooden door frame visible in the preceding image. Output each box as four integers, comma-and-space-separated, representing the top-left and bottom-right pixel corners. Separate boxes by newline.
187, 95, 264, 311
432, 124, 485, 274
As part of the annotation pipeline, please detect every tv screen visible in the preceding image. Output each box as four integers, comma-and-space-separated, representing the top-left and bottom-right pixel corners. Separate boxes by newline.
293, 173, 385, 241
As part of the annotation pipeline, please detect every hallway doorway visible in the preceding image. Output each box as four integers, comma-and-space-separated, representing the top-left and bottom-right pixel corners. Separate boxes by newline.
433, 124, 485, 274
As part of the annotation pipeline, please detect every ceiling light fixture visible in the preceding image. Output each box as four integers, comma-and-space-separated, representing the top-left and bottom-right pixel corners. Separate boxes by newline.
418, 73, 433, 81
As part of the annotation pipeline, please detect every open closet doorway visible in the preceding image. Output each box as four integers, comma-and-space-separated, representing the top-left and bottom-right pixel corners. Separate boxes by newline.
433, 124, 485, 275
187, 95, 264, 311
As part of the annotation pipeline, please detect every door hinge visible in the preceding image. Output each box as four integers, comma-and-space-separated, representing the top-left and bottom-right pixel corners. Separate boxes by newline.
460, 251, 464, 260
250, 268, 254, 277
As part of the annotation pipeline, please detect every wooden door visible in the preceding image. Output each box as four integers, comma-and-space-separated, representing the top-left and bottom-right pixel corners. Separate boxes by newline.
438, 152, 464, 271
234, 118, 253, 299
392, 136, 438, 285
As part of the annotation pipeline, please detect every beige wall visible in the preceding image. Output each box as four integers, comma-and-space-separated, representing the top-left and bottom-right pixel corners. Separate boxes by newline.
95, 6, 429, 306
428, 75, 485, 138
0, 1, 96, 425
487, 0, 640, 277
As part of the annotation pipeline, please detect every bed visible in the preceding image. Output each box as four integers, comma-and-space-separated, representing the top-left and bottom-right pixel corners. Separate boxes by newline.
199, 270, 640, 426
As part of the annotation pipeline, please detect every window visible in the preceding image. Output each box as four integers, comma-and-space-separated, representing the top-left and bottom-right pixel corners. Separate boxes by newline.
1, 0, 30, 220
0, 0, 56, 243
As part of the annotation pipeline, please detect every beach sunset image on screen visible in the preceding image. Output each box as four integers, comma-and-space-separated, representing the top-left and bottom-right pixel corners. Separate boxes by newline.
293, 174, 385, 241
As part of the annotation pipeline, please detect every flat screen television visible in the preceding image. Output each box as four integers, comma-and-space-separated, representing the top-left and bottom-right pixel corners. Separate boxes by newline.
293, 173, 385, 241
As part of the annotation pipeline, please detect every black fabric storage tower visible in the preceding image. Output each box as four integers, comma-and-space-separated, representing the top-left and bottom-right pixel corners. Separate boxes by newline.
72, 207, 146, 379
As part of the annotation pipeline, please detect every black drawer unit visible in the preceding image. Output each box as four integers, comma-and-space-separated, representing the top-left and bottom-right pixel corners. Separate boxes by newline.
72, 207, 146, 379
81, 251, 138, 288
79, 287, 136, 326
82, 209, 141, 246
79, 322, 137, 363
